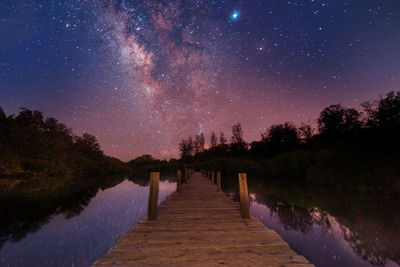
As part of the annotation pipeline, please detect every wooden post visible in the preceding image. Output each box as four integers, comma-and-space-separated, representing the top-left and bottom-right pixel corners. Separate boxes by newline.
148, 172, 159, 221
184, 168, 187, 183
238, 173, 250, 219
211, 171, 215, 184
177, 169, 182, 192
217, 171, 221, 191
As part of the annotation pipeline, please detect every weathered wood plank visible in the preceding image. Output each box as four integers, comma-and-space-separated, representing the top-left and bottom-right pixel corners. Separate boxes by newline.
93, 171, 314, 266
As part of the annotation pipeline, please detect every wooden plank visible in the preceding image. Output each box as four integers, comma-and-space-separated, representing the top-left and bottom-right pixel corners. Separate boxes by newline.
93, 171, 314, 266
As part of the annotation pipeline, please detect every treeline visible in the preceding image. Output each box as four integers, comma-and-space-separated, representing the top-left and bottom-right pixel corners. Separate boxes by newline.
179, 91, 400, 188
127, 154, 184, 182
0, 107, 130, 182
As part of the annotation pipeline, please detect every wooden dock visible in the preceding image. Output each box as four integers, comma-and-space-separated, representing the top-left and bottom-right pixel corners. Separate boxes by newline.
93, 172, 313, 266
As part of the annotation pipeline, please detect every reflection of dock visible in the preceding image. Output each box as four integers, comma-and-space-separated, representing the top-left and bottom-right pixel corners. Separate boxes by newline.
93, 172, 313, 266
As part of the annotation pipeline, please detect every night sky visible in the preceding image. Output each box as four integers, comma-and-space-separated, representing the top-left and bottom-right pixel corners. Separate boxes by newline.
1, 0, 399, 160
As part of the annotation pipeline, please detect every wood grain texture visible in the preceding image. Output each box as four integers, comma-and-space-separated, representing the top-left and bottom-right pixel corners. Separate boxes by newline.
176, 170, 182, 192
238, 173, 250, 219
93, 172, 314, 266
147, 172, 159, 221
216, 171, 221, 191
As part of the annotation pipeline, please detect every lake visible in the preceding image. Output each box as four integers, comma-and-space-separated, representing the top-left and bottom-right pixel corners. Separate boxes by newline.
1, 174, 399, 266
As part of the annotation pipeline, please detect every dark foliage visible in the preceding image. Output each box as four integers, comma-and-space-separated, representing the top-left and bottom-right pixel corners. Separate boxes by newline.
179, 91, 400, 188
0, 107, 130, 196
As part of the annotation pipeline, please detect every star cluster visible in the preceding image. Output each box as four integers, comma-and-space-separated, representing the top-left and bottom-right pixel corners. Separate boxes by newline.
1, 0, 399, 160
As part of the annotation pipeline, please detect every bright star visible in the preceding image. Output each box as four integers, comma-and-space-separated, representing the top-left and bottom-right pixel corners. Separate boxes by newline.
231, 11, 239, 20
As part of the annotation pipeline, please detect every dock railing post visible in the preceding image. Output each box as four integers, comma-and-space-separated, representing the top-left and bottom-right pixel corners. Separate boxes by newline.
177, 169, 182, 192
238, 173, 250, 219
148, 172, 160, 221
217, 171, 221, 191
211, 171, 215, 184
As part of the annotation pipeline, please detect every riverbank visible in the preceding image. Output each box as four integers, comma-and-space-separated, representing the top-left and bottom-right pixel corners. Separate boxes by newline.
199, 148, 400, 192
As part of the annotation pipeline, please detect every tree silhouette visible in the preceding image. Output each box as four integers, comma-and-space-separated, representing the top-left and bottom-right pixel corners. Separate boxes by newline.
262, 122, 299, 155
317, 104, 361, 137
196, 132, 205, 153
375, 91, 400, 129
230, 123, 247, 157
179, 137, 194, 162
298, 123, 314, 144
219, 131, 227, 145
210, 131, 217, 148
0, 107, 128, 180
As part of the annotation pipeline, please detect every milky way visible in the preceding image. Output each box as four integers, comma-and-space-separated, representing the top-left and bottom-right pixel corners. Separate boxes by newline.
1, 0, 400, 160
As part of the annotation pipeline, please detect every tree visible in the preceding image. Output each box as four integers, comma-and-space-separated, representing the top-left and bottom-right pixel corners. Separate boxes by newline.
342, 108, 362, 135
129, 154, 158, 167
179, 138, 189, 160
219, 131, 227, 145
210, 131, 217, 148
0, 107, 5, 120
231, 123, 247, 156
318, 104, 345, 136
75, 133, 102, 157
217, 131, 229, 157
262, 122, 299, 155
193, 135, 200, 154
298, 123, 314, 143
0, 107, 8, 154
317, 104, 361, 136
178, 137, 194, 161
187, 136, 193, 155
197, 132, 205, 153
0, 107, 128, 180
360, 101, 377, 128
231, 123, 244, 144
375, 91, 400, 129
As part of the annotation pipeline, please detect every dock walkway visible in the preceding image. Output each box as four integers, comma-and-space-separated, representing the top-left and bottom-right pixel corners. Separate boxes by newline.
93, 172, 313, 266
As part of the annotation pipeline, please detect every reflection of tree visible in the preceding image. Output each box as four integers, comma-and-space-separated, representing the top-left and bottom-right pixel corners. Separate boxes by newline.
0, 176, 125, 243
340, 213, 400, 266
252, 184, 400, 266
0, 174, 176, 246
342, 225, 387, 266
0, 239, 5, 251
254, 193, 314, 233
128, 173, 176, 187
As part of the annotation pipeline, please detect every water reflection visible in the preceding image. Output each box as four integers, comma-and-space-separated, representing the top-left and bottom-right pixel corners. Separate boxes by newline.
225, 180, 400, 267
2, 174, 399, 267
0, 177, 176, 266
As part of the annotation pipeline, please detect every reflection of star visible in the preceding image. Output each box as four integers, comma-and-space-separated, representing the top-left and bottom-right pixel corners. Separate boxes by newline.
231, 11, 239, 20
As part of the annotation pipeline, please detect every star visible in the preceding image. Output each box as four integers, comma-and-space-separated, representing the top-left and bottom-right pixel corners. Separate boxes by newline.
231, 11, 239, 21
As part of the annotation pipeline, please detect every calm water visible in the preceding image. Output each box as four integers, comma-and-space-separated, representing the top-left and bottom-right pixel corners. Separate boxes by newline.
223, 177, 400, 267
1, 175, 399, 267
0, 179, 176, 266
250, 196, 399, 267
